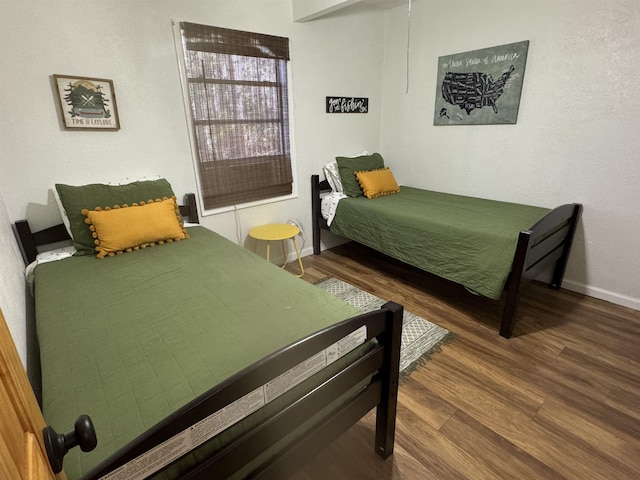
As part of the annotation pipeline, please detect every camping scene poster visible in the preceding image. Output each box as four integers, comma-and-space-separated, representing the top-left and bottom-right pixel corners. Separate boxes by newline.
54, 75, 120, 130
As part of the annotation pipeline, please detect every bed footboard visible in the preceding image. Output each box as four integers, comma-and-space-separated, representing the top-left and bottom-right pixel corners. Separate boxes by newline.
500, 203, 582, 338
84, 302, 403, 479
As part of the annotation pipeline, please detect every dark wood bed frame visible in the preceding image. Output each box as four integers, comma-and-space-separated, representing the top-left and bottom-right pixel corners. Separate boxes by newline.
12, 192, 405, 479
89, 304, 403, 480
311, 175, 583, 338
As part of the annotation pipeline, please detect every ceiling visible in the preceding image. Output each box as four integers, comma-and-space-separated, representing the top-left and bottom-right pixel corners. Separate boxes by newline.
361, 0, 410, 8
292, 0, 412, 22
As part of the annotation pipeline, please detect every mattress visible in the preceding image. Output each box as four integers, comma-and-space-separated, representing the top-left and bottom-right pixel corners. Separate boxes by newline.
33, 226, 360, 479
329, 187, 550, 299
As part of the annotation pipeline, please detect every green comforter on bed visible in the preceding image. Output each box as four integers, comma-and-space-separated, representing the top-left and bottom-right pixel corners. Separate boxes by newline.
34, 226, 360, 479
330, 187, 550, 299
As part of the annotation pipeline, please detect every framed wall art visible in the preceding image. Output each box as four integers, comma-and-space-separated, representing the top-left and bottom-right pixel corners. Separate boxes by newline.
433, 40, 529, 126
326, 96, 369, 113
53, 74, 120, 130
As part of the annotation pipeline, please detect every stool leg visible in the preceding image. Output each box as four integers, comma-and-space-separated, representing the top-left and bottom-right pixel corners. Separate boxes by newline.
292, 237, 304, 277
266, 241, 271, 263
280, 240, 287, 268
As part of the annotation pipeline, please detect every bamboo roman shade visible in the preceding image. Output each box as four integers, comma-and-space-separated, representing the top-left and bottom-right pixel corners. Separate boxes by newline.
180, 22, 293, 210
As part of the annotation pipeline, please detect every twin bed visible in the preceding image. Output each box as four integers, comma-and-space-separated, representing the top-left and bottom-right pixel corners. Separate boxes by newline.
13, 179, 404, 479
311, 153, 582, 338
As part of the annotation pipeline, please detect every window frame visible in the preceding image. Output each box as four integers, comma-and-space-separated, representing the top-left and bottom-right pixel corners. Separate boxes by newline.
173, 21, 298, 216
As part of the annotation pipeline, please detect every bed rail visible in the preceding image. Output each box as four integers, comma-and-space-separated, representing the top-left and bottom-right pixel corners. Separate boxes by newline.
85, 302, 403, 479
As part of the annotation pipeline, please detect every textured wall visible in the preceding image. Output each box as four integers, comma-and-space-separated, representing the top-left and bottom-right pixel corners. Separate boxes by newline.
0, 194, 28, 364
380, 0, 640, 309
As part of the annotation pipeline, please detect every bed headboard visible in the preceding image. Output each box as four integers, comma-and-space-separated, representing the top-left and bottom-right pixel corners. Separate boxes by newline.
13, 193, 199, 265
311, 175, 332, 255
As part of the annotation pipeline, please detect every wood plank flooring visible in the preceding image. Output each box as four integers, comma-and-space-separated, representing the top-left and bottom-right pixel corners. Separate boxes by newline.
290, 242, 640, 480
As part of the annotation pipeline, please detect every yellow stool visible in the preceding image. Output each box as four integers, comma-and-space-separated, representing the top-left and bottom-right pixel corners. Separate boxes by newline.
249, 223, 304, 277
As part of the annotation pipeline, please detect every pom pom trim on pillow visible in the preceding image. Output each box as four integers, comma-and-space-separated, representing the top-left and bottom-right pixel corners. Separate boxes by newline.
55, 178, 178, 255
82, 197, 189, 258
355, 167, 400, 199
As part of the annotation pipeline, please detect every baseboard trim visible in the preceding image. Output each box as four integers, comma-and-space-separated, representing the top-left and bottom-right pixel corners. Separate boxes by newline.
561, 279, 640, 311
298, 246, 640, 313
281, 245, 314, 267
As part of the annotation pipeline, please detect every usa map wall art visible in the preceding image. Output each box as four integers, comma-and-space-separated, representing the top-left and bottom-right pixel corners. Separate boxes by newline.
433, 40, 529, 125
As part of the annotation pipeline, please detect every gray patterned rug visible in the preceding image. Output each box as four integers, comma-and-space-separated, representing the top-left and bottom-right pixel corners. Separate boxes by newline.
316, 278, 454, 380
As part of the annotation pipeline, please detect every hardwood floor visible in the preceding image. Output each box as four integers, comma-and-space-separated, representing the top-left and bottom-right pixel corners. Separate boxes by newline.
290, 242, 640, 480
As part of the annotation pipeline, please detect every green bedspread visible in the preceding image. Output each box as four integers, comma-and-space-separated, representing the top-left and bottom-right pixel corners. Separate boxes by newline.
34, 226, 359, 479
330, 187, 550, 299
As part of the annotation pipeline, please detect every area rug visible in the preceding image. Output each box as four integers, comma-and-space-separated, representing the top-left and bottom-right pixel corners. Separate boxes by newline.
316, 278, 454, 381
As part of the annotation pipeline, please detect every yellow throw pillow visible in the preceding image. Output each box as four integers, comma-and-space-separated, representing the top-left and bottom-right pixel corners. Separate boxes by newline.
355, 168, 400, 199
82, 197, 188, 258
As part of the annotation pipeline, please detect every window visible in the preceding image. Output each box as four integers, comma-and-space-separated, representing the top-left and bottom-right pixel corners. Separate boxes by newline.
179, 22, 293, 211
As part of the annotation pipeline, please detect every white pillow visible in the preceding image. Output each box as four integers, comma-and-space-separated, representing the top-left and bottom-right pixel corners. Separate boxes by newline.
322, 151, 369, 193
53, 187, 72, 239
25, 245, 76, 290
107, 174, 161, 186
322, 161, 343, 193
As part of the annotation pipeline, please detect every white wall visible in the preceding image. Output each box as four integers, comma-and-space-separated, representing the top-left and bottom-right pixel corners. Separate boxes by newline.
0, 192, 28, 364
380, 0, 640, 309
0, 0, 386, 364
